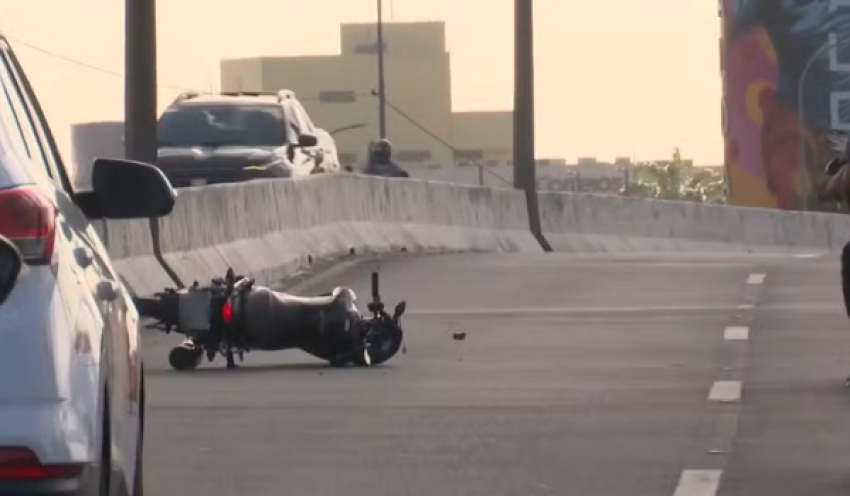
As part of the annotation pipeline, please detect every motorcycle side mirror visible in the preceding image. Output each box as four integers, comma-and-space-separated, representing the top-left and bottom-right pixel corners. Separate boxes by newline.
826, 158, 845, 177
0, 235, 23, 306
393, 301, 406, 321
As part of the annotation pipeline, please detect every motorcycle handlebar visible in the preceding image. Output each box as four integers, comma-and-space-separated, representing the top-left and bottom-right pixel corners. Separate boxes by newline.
133, 297, 162, 318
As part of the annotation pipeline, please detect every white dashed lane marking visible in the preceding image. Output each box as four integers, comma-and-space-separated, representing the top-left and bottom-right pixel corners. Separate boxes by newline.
746, 273, 766, 285
672, 469, 722, 496
708, 381, 742, 403
723, 326, 749, 341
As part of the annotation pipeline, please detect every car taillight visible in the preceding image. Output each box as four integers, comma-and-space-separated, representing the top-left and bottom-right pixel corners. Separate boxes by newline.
221, 301, 233, 324
0, 186, 56, 265
0, 447, 83, 480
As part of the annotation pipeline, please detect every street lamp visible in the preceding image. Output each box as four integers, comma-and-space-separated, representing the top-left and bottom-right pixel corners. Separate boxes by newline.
329, 123, 368, 137
513, 0, 534, 191
376, 0, 388, 138
798, 39, 837, 210
125, 0, 157, 163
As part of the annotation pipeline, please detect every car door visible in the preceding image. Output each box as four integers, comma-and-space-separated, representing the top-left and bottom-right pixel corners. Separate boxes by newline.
0, 38, 141, 485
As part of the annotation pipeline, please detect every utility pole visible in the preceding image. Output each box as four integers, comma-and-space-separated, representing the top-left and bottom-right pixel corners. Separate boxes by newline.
513, 0, 551, 251
124, 0, 158, 164
377, 0, 388, 138
124, 0, 185, 287
513, 0, 535, 190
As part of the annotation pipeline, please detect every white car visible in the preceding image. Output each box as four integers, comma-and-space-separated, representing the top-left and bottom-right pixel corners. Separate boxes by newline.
0, 35, 176, 495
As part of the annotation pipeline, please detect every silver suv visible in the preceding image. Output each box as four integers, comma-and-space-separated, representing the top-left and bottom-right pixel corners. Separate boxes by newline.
0, 35, 175, 495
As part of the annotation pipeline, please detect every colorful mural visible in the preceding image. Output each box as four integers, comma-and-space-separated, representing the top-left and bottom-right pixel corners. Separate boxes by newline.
721, 0, 850, 210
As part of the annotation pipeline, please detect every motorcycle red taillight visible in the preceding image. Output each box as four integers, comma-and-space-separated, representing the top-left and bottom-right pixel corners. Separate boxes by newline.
221, 301, 233, 324
0, 447, 83, 480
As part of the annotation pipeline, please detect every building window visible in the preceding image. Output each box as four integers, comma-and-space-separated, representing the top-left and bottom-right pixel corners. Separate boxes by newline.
354, 41, 387, 54
396, 150, 431, 162
455, 149, 483, 161
454, 149, 483, 166
319, 90, 357, 103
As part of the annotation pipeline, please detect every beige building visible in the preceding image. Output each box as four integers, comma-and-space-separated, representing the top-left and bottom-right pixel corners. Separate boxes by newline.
220, 21, 512, 168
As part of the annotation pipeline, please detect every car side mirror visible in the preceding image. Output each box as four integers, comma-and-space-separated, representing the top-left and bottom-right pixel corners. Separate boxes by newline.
297, 133, 318, 148
0, 235, 23, 306
826, 158, 846, 177
92, 158, 177, 219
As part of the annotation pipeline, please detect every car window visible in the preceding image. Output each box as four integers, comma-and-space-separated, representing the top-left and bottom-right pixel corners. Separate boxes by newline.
293, 103, 315, 133
0, 45, 51, 183
0, 42, 66, 187
158, 104, 288, 148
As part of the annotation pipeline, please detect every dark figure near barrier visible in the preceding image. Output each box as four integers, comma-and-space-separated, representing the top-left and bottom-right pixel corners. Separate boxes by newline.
363, 138, 410, 178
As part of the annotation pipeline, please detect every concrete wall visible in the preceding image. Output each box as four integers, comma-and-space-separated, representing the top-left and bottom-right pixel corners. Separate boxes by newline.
219, 21, 510, 168
403, 163, 626, 195
105, 173, 850, 298
105, 174, 538, 296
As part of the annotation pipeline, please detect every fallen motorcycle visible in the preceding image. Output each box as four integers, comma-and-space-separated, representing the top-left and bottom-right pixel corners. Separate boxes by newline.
133, 268, 406, 371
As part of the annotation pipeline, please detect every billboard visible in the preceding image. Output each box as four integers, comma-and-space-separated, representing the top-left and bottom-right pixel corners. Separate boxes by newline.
70, 121, 124, 191
721, 0, 850, 210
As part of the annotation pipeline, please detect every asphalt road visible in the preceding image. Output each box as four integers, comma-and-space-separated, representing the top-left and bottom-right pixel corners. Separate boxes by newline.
140, 252, 850, 496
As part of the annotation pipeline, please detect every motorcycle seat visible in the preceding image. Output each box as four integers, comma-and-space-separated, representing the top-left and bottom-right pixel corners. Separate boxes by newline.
267, 286, 355, 312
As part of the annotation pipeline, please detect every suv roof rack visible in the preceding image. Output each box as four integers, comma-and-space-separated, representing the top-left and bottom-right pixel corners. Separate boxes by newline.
168, 89, 297, 107
219, 89, 296, 101
171, 90, 201, 104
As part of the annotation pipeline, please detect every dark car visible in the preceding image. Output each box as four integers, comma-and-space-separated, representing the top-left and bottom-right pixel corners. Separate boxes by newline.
155, 90, 341, 187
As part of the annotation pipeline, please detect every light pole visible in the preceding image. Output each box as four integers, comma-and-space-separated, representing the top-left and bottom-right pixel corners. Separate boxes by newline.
513, 0, 534, 190
125, 0, 157, 164
513, 0, 550, 251
798, 39, 837, 210
377, 0, 388, 138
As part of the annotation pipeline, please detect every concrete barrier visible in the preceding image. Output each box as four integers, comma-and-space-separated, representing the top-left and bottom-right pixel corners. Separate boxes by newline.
105, 174, 539, 296
105, 174, 850, 296
538, 191, 850, 253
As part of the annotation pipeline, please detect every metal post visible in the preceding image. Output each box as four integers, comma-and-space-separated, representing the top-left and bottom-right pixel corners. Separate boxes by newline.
513, 0, 551, 251
124, 0, 158, 164
798, 40, 836, 211
125, 0, 184, 287
513, 0, 534, 190
377, 0, 388, 138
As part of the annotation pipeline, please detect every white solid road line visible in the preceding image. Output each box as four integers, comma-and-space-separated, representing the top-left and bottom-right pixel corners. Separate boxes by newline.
724, 326, 749, 341
709, 381, 742, 403
672, 470, 722, 496
407, 304, 739, 317
735, 303, 754, 310
746, 273, 766, 285
794, 253, 823, 259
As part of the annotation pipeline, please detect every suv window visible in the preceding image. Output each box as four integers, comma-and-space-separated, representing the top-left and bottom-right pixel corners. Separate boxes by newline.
292, 102, 315, 133
0, 41, 68, 189
0, 45, 51, 183
158, 104, 288, 148
0, 47, 65, 183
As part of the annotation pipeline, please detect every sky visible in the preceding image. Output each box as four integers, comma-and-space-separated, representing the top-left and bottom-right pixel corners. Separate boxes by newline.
0, 0, 723, 165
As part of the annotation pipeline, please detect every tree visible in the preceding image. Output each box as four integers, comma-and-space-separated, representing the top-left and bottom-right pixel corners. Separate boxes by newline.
626, 148, 726, 204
